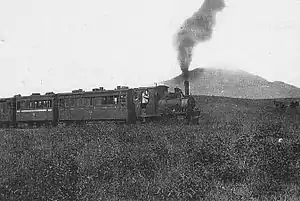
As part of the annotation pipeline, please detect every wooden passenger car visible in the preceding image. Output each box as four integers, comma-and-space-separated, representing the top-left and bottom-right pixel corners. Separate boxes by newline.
15, 93, 56, 127
0, 97, 15, 128
57, 87, 136, 124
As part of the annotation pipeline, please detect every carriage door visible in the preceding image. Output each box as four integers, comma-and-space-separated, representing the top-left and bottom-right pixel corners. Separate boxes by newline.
142, 89, 157, 116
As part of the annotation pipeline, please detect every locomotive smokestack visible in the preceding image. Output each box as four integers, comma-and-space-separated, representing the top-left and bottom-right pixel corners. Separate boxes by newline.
184, 80, 190, 96
182, 68, 189, 80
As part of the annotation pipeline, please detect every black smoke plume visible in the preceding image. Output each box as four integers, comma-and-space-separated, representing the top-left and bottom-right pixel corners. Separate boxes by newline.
174, 0, 225, 79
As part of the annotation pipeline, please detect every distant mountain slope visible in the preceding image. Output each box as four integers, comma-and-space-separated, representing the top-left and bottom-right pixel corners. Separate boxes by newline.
162, 68, 300, 99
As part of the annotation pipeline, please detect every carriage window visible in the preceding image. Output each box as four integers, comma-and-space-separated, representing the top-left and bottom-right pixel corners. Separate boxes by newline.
106, 96, 114, 104
70, 98, 75, 107
26, 100, 31, 108
120, 95, 126, 103
84, 97, 93, 106
34, 101, 38, 108
27, 101, 31, 108
17, 101, 21, 110
95, 97, 101, 105
44, 101, 48, 108
67, 98, 71, 107
79, 98, 85, 106
79, 98, 87, 106
65, 99, 70, 107
74, 98, 78, 106
59, 99, 65, 107
29, 101, 33, 108
79, 98, 84, 106
74, 98, 81, 106
40, 101, 44, 108
95, 97, 104, 105
20, 100, 25, 108
67, 99, 71, 107
47, 100, 52, 108
38, 101, 43, 108
0, 102, 5, 112
114, 96, 118, 104
94, 96, 120, 105
37, 101, 42, 108
80, 98, 84, 106
103, 97, 108, 104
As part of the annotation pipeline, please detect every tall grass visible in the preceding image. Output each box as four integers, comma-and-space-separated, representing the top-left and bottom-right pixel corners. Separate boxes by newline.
0, 114, 300, 200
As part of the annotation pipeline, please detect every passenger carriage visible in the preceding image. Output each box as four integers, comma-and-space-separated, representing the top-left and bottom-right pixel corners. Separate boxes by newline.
15, 93, 56, 127
57, 87, 136, 124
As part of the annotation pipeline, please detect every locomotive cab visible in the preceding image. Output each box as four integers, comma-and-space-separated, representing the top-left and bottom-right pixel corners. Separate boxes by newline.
133, 85, 169, 119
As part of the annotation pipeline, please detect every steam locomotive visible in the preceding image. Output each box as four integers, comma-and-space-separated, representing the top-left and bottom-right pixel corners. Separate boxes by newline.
0, 81, 200, 128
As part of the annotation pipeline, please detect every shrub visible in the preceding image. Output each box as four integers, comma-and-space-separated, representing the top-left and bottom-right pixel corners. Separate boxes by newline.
1, 152, 79, 201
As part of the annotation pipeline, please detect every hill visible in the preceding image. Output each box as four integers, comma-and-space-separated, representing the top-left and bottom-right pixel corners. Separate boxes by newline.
162, 67, 300, 99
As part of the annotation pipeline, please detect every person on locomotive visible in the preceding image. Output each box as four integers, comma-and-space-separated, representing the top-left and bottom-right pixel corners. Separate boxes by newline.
141, 90, 149, 109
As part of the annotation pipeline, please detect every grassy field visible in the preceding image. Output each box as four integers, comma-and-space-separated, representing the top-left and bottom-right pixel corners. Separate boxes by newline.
1, 96, 300, 200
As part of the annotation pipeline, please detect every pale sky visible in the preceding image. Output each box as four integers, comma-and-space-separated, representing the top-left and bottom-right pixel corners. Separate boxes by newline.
0, 0, 300, 97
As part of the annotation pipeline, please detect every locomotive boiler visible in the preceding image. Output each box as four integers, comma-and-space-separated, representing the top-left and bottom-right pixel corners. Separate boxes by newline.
156, 81, 196, 116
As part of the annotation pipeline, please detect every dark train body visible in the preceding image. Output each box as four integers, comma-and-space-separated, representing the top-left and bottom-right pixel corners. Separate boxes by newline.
0, 82, 199, 128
